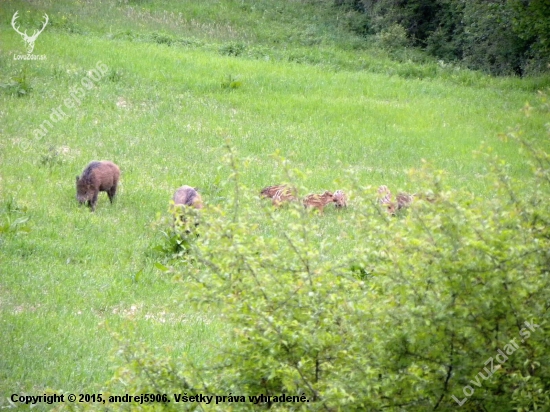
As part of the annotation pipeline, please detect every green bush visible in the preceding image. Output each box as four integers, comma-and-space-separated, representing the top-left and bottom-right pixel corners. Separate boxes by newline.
75, 97, 550, 411
151, 201, 203, 261
376, 23, 409, 50
219, 43, 246, 57
0, 198, 31, 236
150, 32, 175, 46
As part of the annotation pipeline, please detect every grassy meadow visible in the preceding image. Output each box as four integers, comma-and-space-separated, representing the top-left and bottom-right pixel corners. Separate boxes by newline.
1, 0, 549, 408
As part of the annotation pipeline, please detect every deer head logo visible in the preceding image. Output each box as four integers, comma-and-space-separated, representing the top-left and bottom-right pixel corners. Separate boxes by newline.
11, 11, 49, 54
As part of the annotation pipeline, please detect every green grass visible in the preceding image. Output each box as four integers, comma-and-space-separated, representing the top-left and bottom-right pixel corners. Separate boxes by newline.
0, 0, 549, 407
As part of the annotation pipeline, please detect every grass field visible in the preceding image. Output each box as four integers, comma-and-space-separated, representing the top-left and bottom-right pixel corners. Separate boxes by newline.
1, 0, 549, 407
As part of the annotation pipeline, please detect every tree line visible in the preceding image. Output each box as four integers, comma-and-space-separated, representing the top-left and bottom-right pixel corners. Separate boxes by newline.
336, 0, 550, 76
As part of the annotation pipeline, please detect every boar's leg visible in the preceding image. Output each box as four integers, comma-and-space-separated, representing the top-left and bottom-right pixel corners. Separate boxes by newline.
107, 185, 117, 204
89, 192, 99, 212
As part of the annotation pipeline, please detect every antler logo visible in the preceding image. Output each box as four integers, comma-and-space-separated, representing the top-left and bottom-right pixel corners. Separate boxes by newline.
11, 11, 49, 54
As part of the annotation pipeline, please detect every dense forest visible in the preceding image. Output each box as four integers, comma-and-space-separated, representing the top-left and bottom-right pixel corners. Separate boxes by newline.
336, 0, 550, 75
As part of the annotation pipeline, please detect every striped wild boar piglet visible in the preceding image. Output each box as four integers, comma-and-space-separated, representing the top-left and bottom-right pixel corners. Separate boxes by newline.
333, 190, 348, 208
303, 191, 334, 214
76, 161, 120, 212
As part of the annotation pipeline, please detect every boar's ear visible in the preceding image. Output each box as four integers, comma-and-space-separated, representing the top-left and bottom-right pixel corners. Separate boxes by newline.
76, 175, 80, 182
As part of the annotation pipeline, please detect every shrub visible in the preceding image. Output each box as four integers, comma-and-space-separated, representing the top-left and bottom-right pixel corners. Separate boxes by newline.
0, 69, 32, 97
153, 202, 202, 259
150, 32, 175, 46
376, 24, 409, 50
0, 198, 30, 236
219, 42, 246, 57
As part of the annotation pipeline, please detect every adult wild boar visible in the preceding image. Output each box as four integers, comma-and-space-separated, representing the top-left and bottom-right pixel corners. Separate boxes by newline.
76, 161, 120, 212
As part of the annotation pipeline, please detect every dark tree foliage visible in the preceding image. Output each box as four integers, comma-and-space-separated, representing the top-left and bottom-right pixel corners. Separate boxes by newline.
343, 0, 550, 75
510, 0, 550, 73
461, 1, 529, 76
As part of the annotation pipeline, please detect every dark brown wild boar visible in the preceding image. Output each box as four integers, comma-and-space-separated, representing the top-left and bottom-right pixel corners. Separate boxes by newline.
173, 185, 203, 209
76, 161, 120, 212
